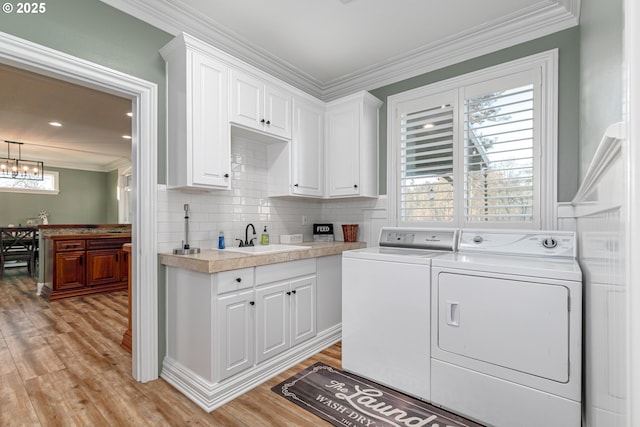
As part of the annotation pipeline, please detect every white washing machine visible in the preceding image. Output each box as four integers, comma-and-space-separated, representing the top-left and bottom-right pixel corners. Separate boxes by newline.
430, 229, 582, 427
342, 227, 456, 400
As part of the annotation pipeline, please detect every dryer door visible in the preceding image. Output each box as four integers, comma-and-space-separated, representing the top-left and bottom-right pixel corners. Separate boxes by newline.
436, 271, 570, 382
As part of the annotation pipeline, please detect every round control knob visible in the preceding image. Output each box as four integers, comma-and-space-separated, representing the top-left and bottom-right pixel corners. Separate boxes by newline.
542, 237, 558, 249
473, 235, 483, 244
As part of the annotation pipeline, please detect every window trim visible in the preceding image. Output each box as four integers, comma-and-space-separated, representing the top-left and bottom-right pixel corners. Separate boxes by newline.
0, 170, 59, 195
387, 49, 558, 229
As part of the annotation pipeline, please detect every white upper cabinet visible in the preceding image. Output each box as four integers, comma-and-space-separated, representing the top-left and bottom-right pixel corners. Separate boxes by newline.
325, 91, 382, 198
230, 69, 292, 140
291, 97, 324, 197
160, 34, 231, 191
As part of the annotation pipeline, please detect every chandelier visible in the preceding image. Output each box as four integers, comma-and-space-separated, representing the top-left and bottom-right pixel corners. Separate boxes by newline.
0, 141, 44, 181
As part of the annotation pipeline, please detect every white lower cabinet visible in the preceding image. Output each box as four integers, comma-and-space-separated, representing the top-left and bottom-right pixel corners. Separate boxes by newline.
255, 274, 317, 363
217, 288, 255, 381
163, 257, 329, 412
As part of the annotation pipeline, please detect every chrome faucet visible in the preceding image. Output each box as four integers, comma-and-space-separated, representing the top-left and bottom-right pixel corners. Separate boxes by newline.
244, 223, 256, 246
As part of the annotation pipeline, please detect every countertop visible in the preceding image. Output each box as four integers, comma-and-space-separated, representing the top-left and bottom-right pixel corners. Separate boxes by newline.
159, 241, 366, 274
40, 225, 131, 239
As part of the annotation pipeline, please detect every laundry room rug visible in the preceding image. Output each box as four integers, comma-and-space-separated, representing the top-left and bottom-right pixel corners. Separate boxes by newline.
271, 362, 484, 427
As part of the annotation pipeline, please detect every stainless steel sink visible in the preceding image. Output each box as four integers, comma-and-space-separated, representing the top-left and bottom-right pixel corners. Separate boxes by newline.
223, 244, 308, 255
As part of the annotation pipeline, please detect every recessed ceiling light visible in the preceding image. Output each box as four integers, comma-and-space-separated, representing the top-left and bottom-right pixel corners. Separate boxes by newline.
126, 112, 133, 117
122, 135, 132, 140
49, 121, 62, 127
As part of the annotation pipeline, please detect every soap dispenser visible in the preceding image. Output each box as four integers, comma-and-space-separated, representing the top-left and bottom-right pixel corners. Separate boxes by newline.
261, 226, 270, 245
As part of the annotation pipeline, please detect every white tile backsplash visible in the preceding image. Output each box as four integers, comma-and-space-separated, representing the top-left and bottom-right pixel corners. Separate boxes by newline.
157, 137, 380, 252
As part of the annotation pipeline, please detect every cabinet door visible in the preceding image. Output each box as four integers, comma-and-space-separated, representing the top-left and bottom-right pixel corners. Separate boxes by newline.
327, 102, 360, 196
265, 85, 292, 139
230, 70, 264, 132
55, 251, 85, 290
86, 249, 121, 286
190, 51, 231, 188
217, 289, 255, 380
255, 281, 290, 363
290, 275, 317, 346
292, 99, 324, 196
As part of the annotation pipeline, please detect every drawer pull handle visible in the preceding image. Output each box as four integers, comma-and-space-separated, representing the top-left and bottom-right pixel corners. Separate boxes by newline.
249, 301, 255, 306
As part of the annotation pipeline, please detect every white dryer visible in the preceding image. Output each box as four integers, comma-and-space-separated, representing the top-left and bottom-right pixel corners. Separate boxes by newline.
430, 230, 582, 427
342, 227, 456, 401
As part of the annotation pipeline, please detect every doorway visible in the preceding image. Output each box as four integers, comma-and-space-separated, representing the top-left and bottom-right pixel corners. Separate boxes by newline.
0, 33, 158, 382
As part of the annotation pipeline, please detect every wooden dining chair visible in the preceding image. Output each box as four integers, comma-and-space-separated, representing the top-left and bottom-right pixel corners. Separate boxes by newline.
0, 227, 37, 280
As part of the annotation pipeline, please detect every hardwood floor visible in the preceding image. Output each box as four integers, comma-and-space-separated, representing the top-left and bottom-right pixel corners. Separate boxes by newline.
0, 269, 338, 426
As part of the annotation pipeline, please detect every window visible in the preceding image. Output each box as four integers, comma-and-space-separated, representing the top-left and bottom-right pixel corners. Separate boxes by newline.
390, 51, 557, 229
0, 170, 59, 194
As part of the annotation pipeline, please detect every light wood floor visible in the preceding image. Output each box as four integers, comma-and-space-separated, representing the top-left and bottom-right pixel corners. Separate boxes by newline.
0, 268, 338, 426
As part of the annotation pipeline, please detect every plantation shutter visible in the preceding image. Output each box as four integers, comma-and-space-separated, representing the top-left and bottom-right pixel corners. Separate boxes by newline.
462, 70, 540, 224
399, 92, 456, 224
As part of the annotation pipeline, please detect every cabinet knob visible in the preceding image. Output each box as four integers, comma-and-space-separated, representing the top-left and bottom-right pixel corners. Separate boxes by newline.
224, 173, 230, 178
286, 291, 291, 296
354, 184, 358, 188
250, 301, 255, 306
294, 184, 299, 187
266, 120, 271, 126
260, 119, 266, 124
235, 277, 242, 283
292, 290, 297, 294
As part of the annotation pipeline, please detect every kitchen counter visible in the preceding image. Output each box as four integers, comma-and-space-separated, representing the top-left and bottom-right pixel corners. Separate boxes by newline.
159, 241, 366, 273
40, 224, 131, 239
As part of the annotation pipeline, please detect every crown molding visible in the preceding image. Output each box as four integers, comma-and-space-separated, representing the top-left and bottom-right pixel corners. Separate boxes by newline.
101, 0, 579, 101
44, 157, 129, 172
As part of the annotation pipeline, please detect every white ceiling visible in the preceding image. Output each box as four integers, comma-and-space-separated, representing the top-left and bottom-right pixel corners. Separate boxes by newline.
102, 0, 579, 99
1, 0, 579, 172
0, 63, 132, 172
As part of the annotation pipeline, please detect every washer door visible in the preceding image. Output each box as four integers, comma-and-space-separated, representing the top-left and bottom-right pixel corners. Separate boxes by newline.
436, 272, 570, 382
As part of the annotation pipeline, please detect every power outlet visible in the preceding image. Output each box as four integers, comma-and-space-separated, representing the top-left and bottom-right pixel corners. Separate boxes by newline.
302, 215, 308, 225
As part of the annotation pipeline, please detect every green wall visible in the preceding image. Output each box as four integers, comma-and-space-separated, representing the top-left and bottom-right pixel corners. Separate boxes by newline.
0, 167, 116, 225
0, 0, 173, 183
106, 169, 119, 223
371, 27, 580, 202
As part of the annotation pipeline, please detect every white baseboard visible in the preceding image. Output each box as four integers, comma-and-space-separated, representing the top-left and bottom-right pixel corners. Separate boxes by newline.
161, 325, 341, 412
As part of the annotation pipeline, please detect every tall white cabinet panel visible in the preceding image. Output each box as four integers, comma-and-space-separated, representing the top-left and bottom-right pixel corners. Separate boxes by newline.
231, 69, 292, 140
160, 34, 231, 190
326, 91, 382, 198
292, 98, 324, 197
217, 289, 255, 381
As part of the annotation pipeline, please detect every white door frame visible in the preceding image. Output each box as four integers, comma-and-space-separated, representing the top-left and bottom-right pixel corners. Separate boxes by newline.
0, 31, 159, 382
625, 0, 640, 425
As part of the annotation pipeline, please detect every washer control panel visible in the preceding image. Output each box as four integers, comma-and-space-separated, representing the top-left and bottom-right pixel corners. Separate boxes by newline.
379, 227, 456, 251
458, 229, 576, 258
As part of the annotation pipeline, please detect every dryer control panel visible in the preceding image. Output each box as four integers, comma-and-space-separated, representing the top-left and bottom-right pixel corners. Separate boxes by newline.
379, 227, 456, 251
458, 229, 576, 258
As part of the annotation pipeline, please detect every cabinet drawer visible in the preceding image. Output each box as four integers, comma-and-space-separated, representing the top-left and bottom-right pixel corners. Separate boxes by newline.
86, 237, 130, 250
55, 240, 86, 252
218, 268, 254, 294
256, 258, 316, 285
